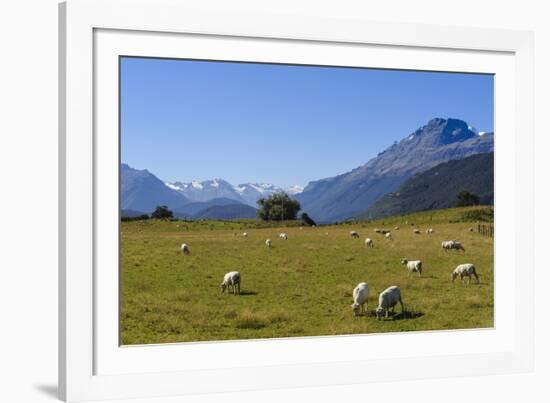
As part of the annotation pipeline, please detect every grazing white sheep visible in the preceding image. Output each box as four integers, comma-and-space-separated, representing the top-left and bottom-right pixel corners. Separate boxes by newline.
220, 271, 241, 295
365, 238, 374, 248
350, 231, 360, 238
413, 229, 421, 234
180, 243, 190, 255
394, 226, 400, 230
351, 282, 370, 316
441, 240, 465, 252
401, 258, 422, 276
426, 228, 434, 234
385, 232, 392, 240
299, 226, 303, 230
242, 232, 248, 237
265, 239, 272, 248
451, 263, 479, 284
376, 286, 404, 320
279, 233, 288, 240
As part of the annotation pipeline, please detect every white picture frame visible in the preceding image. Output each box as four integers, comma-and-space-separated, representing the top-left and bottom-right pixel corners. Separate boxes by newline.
59, 0, 534, 401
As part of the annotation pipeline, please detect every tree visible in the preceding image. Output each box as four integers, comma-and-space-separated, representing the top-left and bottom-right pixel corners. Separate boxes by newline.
151, 205, 174, 219
257, 192, 301, 221
455, 190, 480, 207
301, 212, 317, 226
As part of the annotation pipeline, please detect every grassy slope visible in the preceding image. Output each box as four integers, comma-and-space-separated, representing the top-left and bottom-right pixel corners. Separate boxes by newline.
121, 207, 493, 345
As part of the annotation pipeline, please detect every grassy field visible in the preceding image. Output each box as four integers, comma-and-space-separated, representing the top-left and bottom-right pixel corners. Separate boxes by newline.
120, 207, 494, 345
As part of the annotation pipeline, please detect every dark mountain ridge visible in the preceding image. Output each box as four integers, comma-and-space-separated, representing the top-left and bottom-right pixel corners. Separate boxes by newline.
358, 152, 494, 220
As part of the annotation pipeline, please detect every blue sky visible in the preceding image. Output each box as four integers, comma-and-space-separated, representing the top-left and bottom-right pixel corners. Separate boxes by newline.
121, 57, 493, 187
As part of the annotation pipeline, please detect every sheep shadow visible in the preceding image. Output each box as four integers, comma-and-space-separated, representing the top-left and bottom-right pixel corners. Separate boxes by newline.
365, 309, 424, 320
455, 280, 484, 286
238, 290, 258, 296
392, 310, 424, 320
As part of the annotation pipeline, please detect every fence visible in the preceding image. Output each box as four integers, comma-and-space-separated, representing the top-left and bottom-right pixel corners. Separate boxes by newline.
478, 224, 494, 238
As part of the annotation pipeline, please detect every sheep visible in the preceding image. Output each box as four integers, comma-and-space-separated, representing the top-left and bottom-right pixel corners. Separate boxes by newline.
451, 263, 479, 284
426, 228, 434, 234
279, 233, 288, 240
394, 226, 400, 230
441, 240, 453, 250
242, 232, 248, 237
180, 243, 190, 255
385, 232, 392, 240
469, 227, 474, 232
351, 282, 369, 316
374, 228, 390, 234
365, 238, 374, 248
220, 271, 241, 295
413, 229, 421, 234
441, 240, 465, 252
350, 231, 360, 238
375, 286, 404, 320
401, 258, 422, 276
265, 239, 272, 248
453, 241, 464, 250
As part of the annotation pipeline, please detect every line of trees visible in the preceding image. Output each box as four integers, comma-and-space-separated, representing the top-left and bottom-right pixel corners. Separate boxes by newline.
125, 190, 477, 224
123, 199, 318, 225
121, 205, 174, 221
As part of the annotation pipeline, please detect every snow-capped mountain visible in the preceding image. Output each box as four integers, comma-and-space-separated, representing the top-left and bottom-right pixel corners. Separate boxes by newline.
164, 179, 303, 207
167, 179, 242, 203
285, 185, 305, 195
121, 164, 303, 217
296, 117, 494, 222
233, 183, 302, 206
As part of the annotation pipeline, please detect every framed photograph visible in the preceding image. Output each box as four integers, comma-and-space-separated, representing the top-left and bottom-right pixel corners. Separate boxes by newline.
59, 0, 534, 401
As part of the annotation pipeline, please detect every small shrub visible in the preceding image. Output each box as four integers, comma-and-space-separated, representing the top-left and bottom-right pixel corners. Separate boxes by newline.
461, 207, 494, 222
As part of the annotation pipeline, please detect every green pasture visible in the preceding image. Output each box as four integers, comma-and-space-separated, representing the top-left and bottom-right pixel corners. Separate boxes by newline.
121, 207, 494, 344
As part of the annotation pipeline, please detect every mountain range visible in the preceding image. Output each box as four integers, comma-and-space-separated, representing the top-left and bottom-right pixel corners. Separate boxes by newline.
121, 166, 303, 219
165, 179, 303, 207
296, 118, 493, 222
121, 117, 494, 222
